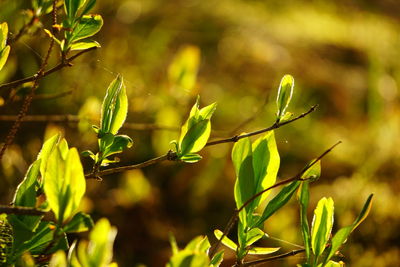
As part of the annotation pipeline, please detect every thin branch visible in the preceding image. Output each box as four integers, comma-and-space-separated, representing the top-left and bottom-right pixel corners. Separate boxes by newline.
8, 12, 38, 44
240, 249, 305, 267
33, 90, 73, 100
208, 141, 341, 259
206, 105, 318, 147
0, 205, 47, 216
0, 114, 179, 131
85, 151, 178, 179
0, 0, 58, 161
0, 47, 97, 92
82, 106, 318, 180
228, 90, 270, 135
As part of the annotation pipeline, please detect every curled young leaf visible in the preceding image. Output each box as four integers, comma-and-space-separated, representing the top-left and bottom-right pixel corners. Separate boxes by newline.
177, 97, 216, 158
276, 74, 294, 119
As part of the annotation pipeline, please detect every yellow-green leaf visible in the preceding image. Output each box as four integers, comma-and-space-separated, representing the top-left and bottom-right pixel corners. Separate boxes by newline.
68, 14, 103, 44
168, 45, 200, 92
43, 143, 86, 223
213, 229, 237, 251
100, 75, 128, 135
311, 197, 334, 259
248, 246, 280, 255
251, 131, 280, 207
276, 74, 294, 119
70, 39, 100, 50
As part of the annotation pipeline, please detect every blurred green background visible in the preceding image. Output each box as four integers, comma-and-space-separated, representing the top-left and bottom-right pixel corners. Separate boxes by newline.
1, 0, 400, 266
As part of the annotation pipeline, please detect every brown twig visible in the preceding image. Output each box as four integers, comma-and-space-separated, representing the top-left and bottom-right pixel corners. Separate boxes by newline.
0, 205, 47, 216
206, 105, 318, 147
8, 12, 38, 44
240, 249, 305, 267
208, 141, 341, 259
0, 47, 97, 92
0, 114, 179, 131
228, 90, 271, 135
0, 0, 58, 161
84, 106, 318, 179
85, 150, 178, 179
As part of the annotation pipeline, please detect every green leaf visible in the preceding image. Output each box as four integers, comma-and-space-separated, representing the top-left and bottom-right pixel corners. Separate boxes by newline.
49, 250, 68, 267
81, 150, 95, 158
301, 160, 321, 182
169, 233, 179, 255
64, 0, 86, 21
70, 39, 100, 50
247, 246, 280, 255
323, 261, 344, 267
179, 153, 202, 163
276, 74, 294, 119
0, 22, 10, 71
37, 134, 60, 181
168, 45, 200, 92
0, 45, 10, 71
178, 99, 216, 156
32, 0, 54, 15
311, 197, 334, 260
184, 236, 210, 253
322, 194, 373, 265
251, 131, 280, 209
297, 181, 311, 262
107, 135, 133, 155
8, 160, 43, 246
77, 218, 117, 267
210, 250, 224, 267
68, 14, 103, 44
213, 229, 237, 251
256, 181, 301, 227
43, 144, 86, 223
232, 137, 255, 225
63, 212, 94, 233
14, 221, 67, 256
245, 228, 265, 247
100, 75, 128, 135
12, 160, 41, 208
80, 0, 97, 17
166, 250, 210, 267
0, 22, 8, 50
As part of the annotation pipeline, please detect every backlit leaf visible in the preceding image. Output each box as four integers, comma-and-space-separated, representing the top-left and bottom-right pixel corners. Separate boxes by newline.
232, 137, 254, 225
70, 39, 100, 50
214, 229, 237, 251
297, 181, 311, 262
248, 246, 280, 255
256, 181, 300, 227
276, 74, 294, 119
63, 212, 94, 233
68, 14, 103, 44
322, 194, 373, 265
251, 131, 280, 208
100, 76, 128, 135
311, 197, 334, 259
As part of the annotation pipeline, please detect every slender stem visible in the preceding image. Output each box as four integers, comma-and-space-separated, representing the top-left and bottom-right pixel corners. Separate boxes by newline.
8, 12, 38, 44
0, 205, 47, 216
240, 249, 305, 267
0, 114, 179, 131
208, 141, 341, 259
85, 106, 318, 179
0, 47, 97, 91
206, 105, 318, 147
0, 0, 58, 161
85, 151, 177, 179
